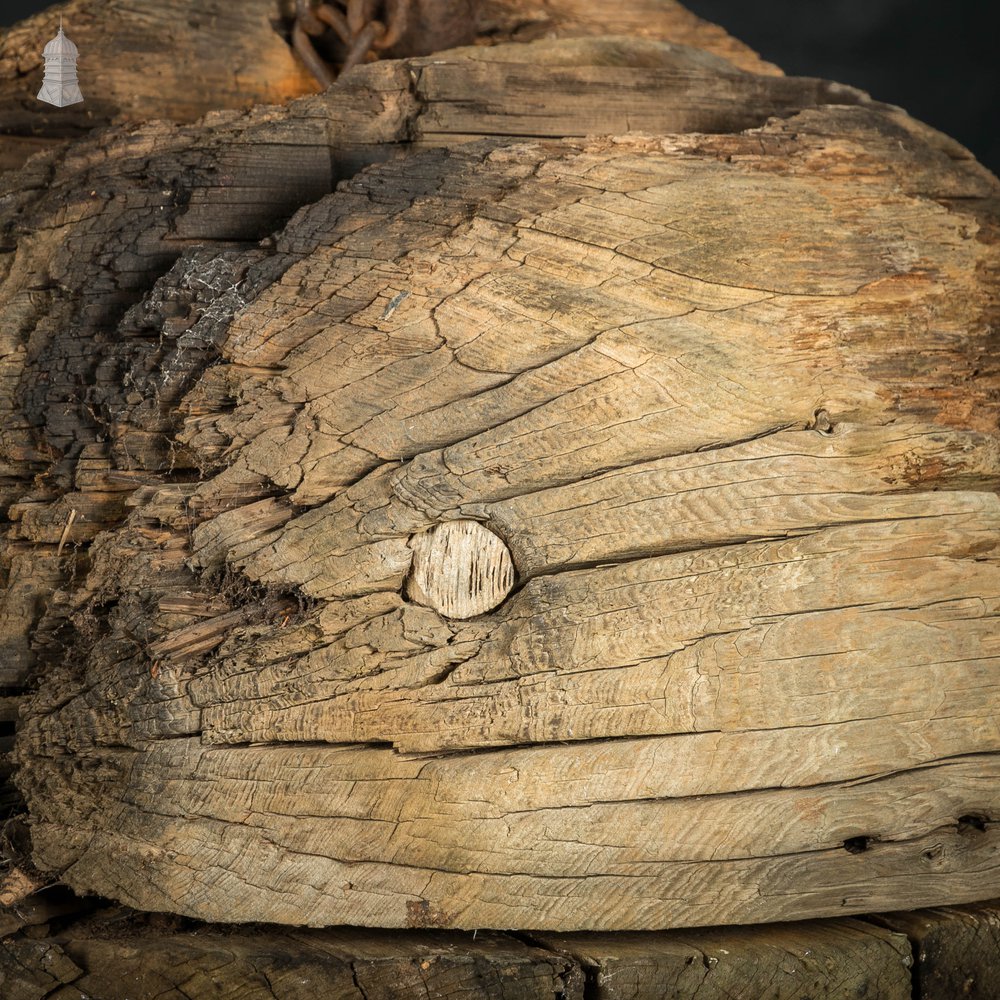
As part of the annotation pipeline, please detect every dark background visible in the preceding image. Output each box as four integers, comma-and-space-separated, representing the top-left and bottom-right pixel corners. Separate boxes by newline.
2, 0, 998, 175
684, 0, 999, 176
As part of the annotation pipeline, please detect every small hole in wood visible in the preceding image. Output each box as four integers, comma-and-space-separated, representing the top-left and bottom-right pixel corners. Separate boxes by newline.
957, 814, 988, 835
843, 836, 870, 854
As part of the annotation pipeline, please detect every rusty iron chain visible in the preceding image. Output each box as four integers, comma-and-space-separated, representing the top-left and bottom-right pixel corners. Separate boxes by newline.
292, 0, 412, 88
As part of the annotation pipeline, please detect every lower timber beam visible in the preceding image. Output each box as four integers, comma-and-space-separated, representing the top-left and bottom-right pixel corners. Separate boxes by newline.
875, 901, 1000, 1000
2, 902, 999, 999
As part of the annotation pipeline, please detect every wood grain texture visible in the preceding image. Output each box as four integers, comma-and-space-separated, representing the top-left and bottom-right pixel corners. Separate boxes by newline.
0, 921, 578, 1000
0, 0, 779, 171
410, 37, 831, 142
2, 25, 998, 930
876, 901, 1000, 1000
407, 519, 516, 618
8, 904, 994, 1000
473, 0, 782, 74
0, 0, 318, 158
22, 907, 999, 999
0, 33, 879, 691
533, 920, 914, 999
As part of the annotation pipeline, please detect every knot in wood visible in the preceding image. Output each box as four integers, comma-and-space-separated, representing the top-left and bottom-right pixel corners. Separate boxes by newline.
406, 519, 516, 619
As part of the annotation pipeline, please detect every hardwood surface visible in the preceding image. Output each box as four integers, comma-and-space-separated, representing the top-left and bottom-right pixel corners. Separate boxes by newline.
0, 0, 779, 170
533, 920, 914, 999
877, 901, 1000, 1000
5, 904, 999, 998
1, 9, 997, 932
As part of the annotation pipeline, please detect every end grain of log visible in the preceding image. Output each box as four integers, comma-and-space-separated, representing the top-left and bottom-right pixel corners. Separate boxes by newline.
406, 520, 516, 618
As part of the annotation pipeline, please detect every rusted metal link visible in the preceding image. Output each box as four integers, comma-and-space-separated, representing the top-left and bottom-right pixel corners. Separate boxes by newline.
291, 14, 336, 88
346, 0, 375, 37
341, 20, 382, 74
313, 3, 351, 44
374, 0, 409, 50
292, 0, 412, 88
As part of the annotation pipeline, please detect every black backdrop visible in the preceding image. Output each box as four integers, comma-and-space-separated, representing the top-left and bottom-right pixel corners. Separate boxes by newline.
2, 0, 998, 175
684, 0, 999, 177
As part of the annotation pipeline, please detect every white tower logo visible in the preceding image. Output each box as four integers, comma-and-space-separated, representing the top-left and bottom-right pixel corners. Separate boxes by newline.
37, 17, 84, 108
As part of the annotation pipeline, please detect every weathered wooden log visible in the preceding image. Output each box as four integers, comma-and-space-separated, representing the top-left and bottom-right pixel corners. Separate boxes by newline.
0, 28, 872, 687
0, 918, 578, 999
1, 3, 998, 933
534, 921, 915, 1000
0, 0, 778, 171
0, 918, 897, 1000
875, 901, 1000, 1000
0, 0, 317, 170
5, 902, 999, 998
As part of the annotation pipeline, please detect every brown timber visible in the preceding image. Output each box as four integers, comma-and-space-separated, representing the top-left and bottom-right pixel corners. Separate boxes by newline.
0, 3, 997, 934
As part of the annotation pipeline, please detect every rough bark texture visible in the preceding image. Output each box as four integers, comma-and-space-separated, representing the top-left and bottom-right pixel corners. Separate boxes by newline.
1, 5, 998, 935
